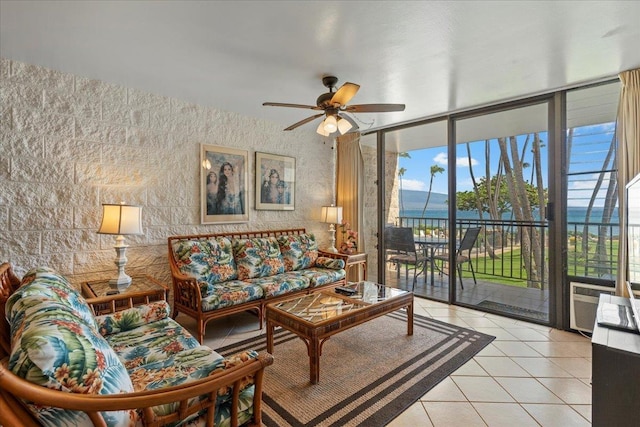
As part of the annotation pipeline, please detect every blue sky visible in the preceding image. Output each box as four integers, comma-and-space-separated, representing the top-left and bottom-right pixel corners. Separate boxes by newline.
398, 123, 616, 207
398, 133, 550, 194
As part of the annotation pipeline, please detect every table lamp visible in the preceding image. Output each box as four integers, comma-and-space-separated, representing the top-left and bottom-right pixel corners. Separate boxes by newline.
97, 203, 143, 291
320, 205, 342, 253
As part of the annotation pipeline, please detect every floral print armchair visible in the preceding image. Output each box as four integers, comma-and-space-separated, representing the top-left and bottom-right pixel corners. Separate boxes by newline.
0, 265, 273, 427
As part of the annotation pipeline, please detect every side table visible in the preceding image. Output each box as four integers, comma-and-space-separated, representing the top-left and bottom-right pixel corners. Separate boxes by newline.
82, 275, 168, 315
320, 250, 367, 281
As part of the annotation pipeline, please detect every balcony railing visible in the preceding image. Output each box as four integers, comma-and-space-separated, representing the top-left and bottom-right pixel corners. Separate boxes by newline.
567, 221, 620, 281
395, 216, 619, 288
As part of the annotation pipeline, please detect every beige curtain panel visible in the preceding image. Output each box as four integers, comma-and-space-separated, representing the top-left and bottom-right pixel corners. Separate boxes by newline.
337, 132, 365, 280
616, 68, 640, 296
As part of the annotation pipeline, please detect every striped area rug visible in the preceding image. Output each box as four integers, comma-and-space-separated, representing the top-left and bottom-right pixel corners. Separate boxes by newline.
217, 312, 495, 427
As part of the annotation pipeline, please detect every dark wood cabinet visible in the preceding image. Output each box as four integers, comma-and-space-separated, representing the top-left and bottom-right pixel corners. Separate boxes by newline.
591, 295, 640, 427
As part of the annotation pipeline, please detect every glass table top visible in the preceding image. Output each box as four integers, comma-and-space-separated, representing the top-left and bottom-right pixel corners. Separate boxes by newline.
269, 281, 410, 324
85, 276, 165, 298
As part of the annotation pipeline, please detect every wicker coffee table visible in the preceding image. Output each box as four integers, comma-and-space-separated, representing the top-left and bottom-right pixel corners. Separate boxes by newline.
265, 281, 413, 384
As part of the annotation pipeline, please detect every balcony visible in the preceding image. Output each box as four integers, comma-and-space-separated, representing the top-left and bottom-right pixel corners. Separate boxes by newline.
383, 216, 619, 323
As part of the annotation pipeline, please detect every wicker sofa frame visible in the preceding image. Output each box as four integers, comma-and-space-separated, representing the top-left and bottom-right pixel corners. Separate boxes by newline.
168, 228, 348, 343
0, 262, 274, 427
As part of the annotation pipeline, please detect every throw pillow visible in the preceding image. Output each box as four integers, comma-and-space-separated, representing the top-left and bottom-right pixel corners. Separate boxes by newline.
233, 237, 285, 280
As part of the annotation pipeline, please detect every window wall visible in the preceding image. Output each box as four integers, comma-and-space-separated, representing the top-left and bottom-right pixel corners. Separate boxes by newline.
373, 79, 620, 329
565, 83, 620, 284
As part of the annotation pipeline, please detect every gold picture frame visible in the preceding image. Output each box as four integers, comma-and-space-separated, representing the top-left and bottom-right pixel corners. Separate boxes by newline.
255, 152, 295, 211
201, 144, 249, 224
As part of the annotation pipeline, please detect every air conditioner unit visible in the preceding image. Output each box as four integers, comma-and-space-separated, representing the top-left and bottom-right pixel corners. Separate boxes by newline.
570, 282, 614, 333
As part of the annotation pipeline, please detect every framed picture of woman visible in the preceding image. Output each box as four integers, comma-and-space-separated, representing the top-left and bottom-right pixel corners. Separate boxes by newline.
201, 144, 249, 224
255, 152, 295, 211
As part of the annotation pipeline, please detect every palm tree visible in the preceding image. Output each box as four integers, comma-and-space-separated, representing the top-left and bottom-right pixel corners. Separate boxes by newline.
397, 152, 411, 216
398, 166, 407, 215
421, 165, 445, 217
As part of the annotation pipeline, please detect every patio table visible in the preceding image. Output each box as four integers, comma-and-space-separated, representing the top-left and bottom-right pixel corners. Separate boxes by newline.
414, 237, 448, 286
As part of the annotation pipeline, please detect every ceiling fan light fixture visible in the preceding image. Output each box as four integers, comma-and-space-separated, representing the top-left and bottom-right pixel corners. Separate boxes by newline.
323, 115, 338, 133
263, 75, 405, 133
316, 120, 331, 136
337, 116, 352, 134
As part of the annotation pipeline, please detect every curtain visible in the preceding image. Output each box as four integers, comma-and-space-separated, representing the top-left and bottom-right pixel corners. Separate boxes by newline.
336, 132, 364, 280
616, 68, 640, 296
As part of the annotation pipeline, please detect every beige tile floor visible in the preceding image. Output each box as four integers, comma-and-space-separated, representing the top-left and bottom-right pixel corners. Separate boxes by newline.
181, 296, 592, 427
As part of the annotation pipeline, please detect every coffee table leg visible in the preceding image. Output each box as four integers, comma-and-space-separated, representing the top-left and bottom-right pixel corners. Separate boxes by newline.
266, 319, 274, 353
407, 302, 414, 336
309, 336, 320, 384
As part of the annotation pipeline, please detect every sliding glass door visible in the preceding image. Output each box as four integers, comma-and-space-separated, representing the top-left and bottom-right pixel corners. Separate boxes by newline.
380, 120, 449, 302
452, 101, 551, 322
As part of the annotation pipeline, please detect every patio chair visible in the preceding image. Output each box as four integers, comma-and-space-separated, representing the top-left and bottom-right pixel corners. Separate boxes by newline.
433, 227, 481, 289
384, 227, 430, 291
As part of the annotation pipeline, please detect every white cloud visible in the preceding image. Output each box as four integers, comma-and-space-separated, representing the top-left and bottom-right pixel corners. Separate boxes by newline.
567, 173, 615, 207
433, 151, 478, 167
401, 179, 427, 191
567, 173, 610, 207
569, 173, 612, 189
433, 152, 447, 165
456, 156, 478, 167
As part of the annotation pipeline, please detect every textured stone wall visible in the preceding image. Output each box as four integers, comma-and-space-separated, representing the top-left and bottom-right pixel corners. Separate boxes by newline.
0, 58, 336, 287
360, 144, 399, 282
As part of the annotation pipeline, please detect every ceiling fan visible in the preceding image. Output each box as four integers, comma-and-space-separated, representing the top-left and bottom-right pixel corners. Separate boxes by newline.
262, 75, 405, 136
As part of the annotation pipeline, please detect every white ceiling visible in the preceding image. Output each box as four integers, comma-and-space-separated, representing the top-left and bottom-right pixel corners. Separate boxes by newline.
2, 1, 639, 138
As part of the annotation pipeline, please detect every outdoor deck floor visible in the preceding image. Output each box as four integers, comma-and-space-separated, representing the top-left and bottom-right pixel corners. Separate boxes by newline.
385, 265, 550, 322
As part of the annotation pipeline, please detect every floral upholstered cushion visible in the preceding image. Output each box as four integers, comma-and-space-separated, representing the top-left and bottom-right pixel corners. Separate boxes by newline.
127, 348, 259, 426
232, 237, 285, 280
301, 267, 347, 287
95, 300, 171, 336
106, 318, 204, 371
9, 266, 98, 330
277, 233, 319, 271
171, 237, 238, 285
201, 280, 264, 312
315, 256, 346, 270
7, 294, 135, 426
246, 272, 310, 298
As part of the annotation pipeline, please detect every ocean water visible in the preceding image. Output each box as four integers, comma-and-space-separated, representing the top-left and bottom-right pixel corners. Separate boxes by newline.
398, 207, 619, 235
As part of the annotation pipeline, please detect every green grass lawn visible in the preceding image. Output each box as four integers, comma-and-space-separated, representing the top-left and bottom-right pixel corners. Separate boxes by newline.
397, 235, 618, 288
464, 248, 529, 287
466, 237, 619, 287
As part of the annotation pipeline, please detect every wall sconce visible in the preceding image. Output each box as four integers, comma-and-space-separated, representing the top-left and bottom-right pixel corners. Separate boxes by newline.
97, 203, 143, 291
320, 204, 343, 253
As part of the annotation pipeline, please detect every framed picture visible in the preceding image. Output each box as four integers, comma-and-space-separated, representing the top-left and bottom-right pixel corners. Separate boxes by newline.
255, 152, 295, 211
201, 144, 249, 224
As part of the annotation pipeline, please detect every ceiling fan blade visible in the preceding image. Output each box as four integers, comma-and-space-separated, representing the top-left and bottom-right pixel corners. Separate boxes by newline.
330, 82, 360, 106
263, 102, 321, 110
284, 113, 325, 131
345, 103, 406, 113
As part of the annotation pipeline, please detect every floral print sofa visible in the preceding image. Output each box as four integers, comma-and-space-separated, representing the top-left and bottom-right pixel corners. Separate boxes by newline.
0, 264, 273, 427
168, 228, 347, 343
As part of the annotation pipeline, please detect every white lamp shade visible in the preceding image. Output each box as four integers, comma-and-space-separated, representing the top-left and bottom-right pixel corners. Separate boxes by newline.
337, 116, 353, 135
97, 204, 143, 235
320, 205, 343, 224
323, 115, 338, 133
316, 120, 331, 136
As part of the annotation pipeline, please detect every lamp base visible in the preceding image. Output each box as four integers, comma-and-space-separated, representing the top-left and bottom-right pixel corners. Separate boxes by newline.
108, 274, 132, 292
109, 237, 132, 292
327, 226, 338, 253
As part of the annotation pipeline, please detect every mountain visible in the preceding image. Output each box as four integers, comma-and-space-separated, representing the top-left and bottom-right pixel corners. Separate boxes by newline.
399, 190, 448, 211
